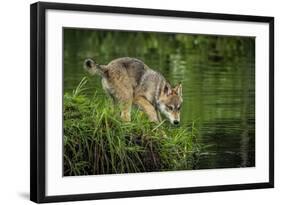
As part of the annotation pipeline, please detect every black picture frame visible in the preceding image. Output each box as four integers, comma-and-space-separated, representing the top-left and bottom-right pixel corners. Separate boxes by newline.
30, 1, 274, 203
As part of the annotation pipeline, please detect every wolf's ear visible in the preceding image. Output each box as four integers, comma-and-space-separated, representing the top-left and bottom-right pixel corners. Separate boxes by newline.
174, 83, 182, 96
163, 84, 171, 95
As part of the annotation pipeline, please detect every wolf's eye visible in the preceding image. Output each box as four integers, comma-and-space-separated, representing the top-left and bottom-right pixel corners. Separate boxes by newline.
177, 105, 182, 111
166, 105, 173, 111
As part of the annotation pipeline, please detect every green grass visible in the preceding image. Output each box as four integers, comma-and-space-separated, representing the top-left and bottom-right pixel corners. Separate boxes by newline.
63, 78, 202, 176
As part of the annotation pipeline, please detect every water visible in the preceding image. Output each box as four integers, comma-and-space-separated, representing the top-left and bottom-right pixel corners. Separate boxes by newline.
63, 28, 255, 169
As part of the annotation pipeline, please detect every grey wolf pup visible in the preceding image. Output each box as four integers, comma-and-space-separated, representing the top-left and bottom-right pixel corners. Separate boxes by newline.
84, 57, 183, 125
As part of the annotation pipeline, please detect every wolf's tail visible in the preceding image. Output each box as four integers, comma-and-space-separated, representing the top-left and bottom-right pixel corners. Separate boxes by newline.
84, 58, 104, 76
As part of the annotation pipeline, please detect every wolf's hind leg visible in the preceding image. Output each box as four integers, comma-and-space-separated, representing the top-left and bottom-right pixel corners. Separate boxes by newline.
120, 100, 132, 122
116, 89, 133, 122
134, 96, 159, 122
107, 77, 133, 122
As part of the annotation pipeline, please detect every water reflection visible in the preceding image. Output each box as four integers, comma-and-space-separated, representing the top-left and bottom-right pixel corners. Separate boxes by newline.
63, 28, 255, 169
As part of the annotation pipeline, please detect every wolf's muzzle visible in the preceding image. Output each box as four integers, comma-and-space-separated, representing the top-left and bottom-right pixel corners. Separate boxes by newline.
173, 120, 179, 125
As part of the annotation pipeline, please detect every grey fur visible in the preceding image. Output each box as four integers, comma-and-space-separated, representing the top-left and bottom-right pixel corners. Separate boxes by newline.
84, 57, 183, 124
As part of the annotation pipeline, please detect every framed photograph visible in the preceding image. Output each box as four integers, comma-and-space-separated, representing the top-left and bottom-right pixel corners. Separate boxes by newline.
30, 2, 274, 203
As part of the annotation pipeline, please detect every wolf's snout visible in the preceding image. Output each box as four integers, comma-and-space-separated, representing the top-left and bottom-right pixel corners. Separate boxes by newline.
173, 120, 179, 125
84, 59, 95, 69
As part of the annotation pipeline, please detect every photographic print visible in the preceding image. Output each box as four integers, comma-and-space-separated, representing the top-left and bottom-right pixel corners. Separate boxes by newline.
31, 2, 273, 202
63, 28, 255, 176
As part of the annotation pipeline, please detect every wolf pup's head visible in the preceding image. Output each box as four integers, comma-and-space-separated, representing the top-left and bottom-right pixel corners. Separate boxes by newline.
157, 83, 183, 125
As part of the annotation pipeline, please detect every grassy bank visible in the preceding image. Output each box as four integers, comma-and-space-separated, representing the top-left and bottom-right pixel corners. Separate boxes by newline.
63, 78, 201, 176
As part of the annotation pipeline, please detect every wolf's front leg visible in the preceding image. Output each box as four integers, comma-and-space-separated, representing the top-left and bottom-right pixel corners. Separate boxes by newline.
157, 110, 162, 122
134, 96, 159, 122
